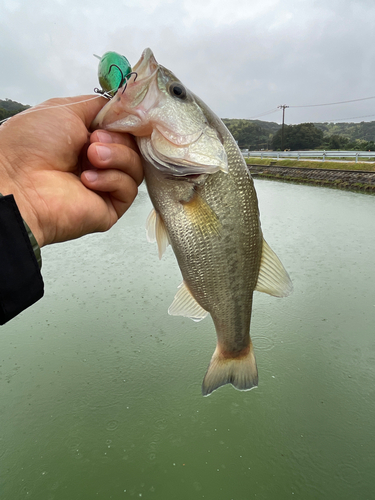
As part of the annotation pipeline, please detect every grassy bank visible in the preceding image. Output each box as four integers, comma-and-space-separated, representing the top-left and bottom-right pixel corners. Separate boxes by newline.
245, 157, 375, 172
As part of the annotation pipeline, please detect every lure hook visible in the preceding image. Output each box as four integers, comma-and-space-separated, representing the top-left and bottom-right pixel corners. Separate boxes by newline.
93, 88, 113, 100
121, 71, 138, 94
94, 60, 138, 98
107, 64, 136, 92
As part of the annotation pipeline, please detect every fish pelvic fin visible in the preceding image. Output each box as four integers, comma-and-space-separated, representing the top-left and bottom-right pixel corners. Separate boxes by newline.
146, 208, 170, 259
202, 341, 258, 396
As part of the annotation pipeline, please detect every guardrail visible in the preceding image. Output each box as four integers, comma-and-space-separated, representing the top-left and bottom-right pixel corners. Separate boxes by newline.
242, 150, 375, 163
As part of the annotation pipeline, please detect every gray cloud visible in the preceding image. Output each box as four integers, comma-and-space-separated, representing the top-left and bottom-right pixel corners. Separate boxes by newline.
1, 0, 375, 124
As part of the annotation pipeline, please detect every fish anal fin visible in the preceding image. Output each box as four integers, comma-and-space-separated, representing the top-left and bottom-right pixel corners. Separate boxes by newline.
180, 191, 221, 237
146, 208, 170, 259
202, 341, 258, 396
255, 238, 293, 297
168, 281, 209, 322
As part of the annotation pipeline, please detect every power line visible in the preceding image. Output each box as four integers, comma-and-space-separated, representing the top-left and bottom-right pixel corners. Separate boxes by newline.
289, 95, 375, 108
245, 94, 375, 123
321, 112, 375, 122
247, 108, 279, 120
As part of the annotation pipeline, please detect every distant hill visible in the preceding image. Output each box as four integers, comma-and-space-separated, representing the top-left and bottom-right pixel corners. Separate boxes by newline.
222, 118, 280, 150
2, 98, 375, 149
314, 121, 375, 142
0, 99, 30, 122
223, 118, 375, 150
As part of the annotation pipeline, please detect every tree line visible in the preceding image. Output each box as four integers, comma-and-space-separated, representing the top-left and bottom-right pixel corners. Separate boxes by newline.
2, 98, 375, 150
223, 118, 375, 151
0, 99, 30, 122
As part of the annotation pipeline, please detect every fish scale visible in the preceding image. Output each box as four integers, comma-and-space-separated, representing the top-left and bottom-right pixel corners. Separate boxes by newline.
93, 48, 292, 396
142, 127, 262, 394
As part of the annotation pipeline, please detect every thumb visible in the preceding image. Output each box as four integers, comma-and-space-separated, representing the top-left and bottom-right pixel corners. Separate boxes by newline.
46, 94, 109, 128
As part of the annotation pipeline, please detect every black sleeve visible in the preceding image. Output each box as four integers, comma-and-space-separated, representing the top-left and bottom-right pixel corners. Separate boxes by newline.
0, 195, 44, 325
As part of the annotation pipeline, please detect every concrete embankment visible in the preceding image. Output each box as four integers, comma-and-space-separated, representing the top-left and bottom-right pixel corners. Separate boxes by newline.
247, 164, 375, 192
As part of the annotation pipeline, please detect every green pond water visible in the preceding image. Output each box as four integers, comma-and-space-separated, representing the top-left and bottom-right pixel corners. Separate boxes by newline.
1, 180, 374, 499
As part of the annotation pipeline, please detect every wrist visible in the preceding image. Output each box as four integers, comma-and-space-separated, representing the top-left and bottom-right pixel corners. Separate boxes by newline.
0, 154, 45, 248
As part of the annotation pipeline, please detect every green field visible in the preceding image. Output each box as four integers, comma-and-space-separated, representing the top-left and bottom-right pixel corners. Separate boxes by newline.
245, 157, 375, 172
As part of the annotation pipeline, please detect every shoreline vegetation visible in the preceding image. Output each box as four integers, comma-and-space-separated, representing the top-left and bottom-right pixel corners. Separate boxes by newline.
245, 157, 375, 171
223, 118, 375, 151
0, 98, 30, 122
246, 158, 375, 192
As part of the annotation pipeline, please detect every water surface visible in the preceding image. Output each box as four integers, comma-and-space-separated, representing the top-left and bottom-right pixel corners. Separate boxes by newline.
1, 180, 374, 499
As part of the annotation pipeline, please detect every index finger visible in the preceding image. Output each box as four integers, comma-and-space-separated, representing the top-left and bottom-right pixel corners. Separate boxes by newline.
90, 129, 139, 154
87, 141, 144, 186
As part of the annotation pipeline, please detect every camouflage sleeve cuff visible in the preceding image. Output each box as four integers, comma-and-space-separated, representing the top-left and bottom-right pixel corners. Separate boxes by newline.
0, 194, 44, 324
0, 192, 41, 269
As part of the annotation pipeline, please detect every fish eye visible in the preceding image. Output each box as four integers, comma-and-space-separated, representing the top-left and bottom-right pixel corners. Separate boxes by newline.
169, 82, 187, 99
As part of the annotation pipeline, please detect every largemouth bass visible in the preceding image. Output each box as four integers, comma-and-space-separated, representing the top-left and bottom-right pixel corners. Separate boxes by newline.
93, 48, 292, 396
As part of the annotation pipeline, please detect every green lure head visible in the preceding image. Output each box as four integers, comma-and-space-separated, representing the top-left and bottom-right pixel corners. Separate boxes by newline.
96, 51, 132, 96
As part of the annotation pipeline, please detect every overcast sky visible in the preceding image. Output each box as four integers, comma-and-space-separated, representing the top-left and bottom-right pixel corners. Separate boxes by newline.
1, 0, 375, 124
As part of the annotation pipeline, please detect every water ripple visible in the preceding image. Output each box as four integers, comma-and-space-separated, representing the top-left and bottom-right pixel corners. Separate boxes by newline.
337, 462, 362, 485
106, 420, 119, 431
252, 336, 275, 351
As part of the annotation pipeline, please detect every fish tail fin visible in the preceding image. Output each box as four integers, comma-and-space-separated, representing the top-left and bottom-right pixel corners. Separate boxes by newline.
202, 341, 258, 396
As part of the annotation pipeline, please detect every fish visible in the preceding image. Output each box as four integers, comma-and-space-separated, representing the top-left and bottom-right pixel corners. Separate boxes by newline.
92, 48, 292, 396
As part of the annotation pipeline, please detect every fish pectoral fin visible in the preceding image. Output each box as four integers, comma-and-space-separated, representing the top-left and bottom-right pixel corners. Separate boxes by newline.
168, 281, 209, 322
180, 191, 221, 237
255, 238, 293, 297
202, 341, 258, 396
146, 208, 170, 259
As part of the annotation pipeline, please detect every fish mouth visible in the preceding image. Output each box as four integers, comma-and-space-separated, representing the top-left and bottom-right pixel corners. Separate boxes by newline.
132, 48, 159, 80
91, 48, 228, 176
92, 48, 201, 146
92, 48, 161, 133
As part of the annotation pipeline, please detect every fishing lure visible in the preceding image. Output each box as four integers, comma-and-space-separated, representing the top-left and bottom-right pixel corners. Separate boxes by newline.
94, 51, 137, 99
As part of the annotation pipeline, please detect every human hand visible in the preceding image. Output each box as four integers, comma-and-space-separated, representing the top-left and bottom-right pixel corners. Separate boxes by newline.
0, 95, 143, 247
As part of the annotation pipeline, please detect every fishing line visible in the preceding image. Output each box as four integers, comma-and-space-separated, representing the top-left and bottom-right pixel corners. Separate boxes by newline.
1, 70, 137, 125
0, 92, 115, 125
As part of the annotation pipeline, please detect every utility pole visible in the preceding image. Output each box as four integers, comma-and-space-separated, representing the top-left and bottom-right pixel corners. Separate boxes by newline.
278, 105, 289, 150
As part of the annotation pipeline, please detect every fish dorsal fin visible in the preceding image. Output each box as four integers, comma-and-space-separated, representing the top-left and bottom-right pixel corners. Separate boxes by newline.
146, 209, 170, 259
168, 281, 209, 322
255, 238, 293, 297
